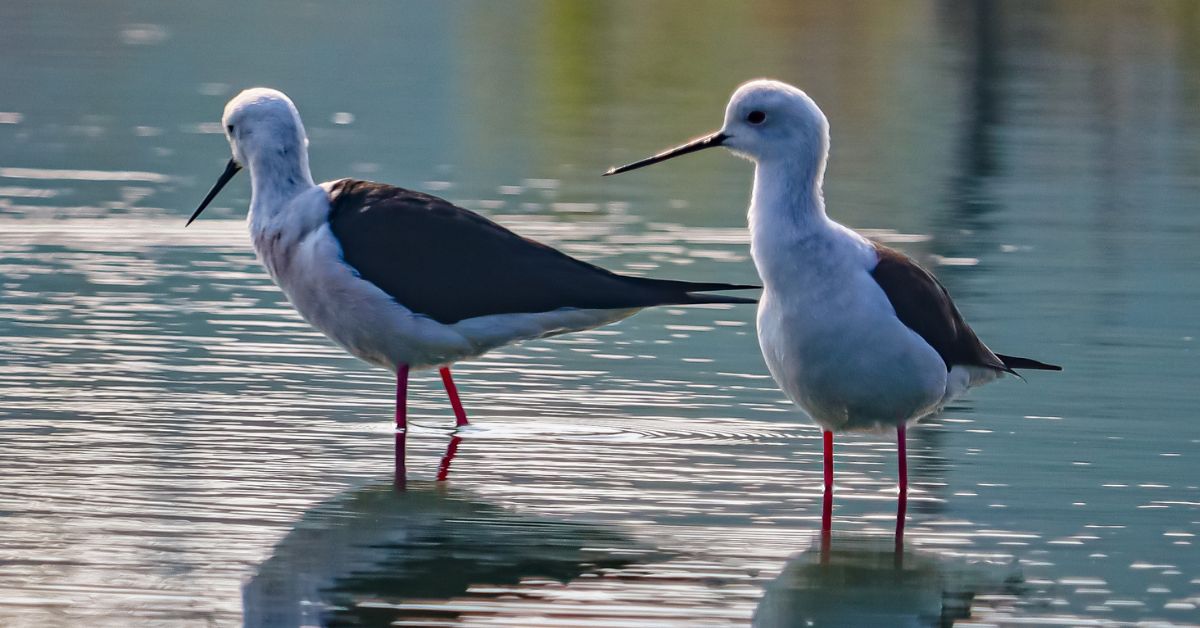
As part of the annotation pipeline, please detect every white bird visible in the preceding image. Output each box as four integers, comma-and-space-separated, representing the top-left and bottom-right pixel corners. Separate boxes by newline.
187, 88, 756, 467
605, 79, 1059, 533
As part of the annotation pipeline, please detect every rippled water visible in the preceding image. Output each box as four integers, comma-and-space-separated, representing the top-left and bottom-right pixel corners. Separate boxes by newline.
2, 1, 1198, 626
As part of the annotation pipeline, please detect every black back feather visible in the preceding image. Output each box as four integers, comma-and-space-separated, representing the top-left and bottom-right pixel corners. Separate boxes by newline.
327, 179, 757, 325
869, 242, 1059, 373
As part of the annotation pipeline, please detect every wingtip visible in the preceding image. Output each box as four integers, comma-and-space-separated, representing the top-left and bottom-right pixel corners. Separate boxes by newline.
996, 353, 1063, 372
687, 293, 758, 305
685, 282, 762, 293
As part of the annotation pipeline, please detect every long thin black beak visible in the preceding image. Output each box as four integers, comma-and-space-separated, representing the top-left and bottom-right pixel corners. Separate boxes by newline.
603, 131, 728, 176
186, 158, 242, 227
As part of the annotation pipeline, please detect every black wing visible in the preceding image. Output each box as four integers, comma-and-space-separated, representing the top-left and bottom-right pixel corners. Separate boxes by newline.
869, 242, 1059, 372
327, 179, 757, 325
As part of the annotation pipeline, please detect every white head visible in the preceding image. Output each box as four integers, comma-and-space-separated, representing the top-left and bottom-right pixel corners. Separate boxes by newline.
187, 88, 313, 226
221, 88, 309, 169
605, 79, 829, 175
718, 80, 828, 163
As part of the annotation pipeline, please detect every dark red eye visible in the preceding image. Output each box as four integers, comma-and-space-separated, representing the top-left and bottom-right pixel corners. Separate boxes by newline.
747, 110, 766, 124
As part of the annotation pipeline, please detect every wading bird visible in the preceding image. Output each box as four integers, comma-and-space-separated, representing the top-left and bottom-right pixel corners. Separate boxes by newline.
605, 79, 1059, 534
188, 88, 756, 475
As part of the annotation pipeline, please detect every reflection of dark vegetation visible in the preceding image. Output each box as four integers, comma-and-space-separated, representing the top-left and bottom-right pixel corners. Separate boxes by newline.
938, 0, 1004, 235
754, 534, 1023, 628
244, 482, 661, 628
909, 0, 1006, 514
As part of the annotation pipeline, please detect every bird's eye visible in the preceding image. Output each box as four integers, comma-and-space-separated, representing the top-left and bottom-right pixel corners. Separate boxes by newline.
747, 110, 766, 124
226, 124, 235, 135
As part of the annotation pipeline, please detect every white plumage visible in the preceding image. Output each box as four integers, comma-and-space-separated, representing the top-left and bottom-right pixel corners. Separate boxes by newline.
606, 79, 1058, 531
187, 88, 756, 446
215, 90, 638, 371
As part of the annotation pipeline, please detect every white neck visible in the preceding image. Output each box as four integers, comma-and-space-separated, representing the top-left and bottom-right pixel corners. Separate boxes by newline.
748, 153, 827, 232
247, 144, 316, 228
747, 151, 833, 282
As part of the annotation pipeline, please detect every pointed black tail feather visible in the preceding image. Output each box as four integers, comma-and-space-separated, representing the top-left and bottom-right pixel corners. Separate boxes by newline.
633, 277, 761, 293
682, 292, 758, 305
620, 275, 760, 306
996, 353, 1062, 371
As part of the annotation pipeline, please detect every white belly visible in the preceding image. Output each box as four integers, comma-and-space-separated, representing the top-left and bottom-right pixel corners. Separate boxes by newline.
756, 277, 948, 432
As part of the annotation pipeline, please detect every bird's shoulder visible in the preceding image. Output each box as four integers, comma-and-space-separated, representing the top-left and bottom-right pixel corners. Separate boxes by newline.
325, 178, 591, 261
328, 178, 505, 231
867, 240, 1007, 372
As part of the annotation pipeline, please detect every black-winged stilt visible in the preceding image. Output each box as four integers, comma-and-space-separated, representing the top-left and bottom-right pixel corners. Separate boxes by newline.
187, 88, 757, 476
605, 79, 1060, 534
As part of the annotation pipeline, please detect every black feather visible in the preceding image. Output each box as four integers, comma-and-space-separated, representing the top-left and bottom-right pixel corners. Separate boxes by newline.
996, 354, 1062, 371
327, 179, 758, 325
869, 242, 1058, 375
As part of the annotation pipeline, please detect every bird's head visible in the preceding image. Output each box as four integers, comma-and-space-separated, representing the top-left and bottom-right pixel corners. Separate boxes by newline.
604, 79, 828, 175
187, 88, 310, 226
221, 88, 308, 169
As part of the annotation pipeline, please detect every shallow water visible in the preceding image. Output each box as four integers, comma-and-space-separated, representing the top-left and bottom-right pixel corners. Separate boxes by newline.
1, 1, 1198, 626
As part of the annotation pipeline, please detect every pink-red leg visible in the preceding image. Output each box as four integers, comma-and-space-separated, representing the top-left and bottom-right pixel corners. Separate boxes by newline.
394, 364, 410, 488
396, 364, 410, 431
437, 435, 462, 482
439, 367, 469, 427
895, 424, 908, 544
822, 430, 834, 533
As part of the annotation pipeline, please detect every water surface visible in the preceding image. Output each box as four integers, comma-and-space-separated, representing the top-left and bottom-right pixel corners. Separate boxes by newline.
1, 1, 1198, 625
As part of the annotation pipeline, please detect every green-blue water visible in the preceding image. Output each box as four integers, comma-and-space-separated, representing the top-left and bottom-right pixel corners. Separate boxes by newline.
1, 1, 1197, 625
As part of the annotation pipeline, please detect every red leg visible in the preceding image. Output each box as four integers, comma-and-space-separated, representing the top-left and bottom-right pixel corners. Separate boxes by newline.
439, 366, 469, 427
895, 424, 908, 543
396, 364, 410, 431
394, 364, 410, 488
822, 430, 834, 532
436, 436, 462, 482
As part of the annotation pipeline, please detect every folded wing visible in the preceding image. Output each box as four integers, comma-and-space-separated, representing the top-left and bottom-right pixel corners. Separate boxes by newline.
869, 242, 1060, 373
328, 179, 757, 325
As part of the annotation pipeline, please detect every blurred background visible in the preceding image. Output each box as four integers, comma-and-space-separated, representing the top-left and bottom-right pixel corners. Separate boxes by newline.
1, 1, 1197, 625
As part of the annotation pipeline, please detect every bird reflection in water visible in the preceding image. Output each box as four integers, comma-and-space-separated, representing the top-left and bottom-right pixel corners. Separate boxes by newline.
243, 480, 660, 627
755, 533, 1022, 628
394, 430, 463, 487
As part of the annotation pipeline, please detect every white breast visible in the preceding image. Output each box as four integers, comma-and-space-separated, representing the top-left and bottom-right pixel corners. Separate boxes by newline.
248, 186, 472, 370
752, 222, 947, 432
